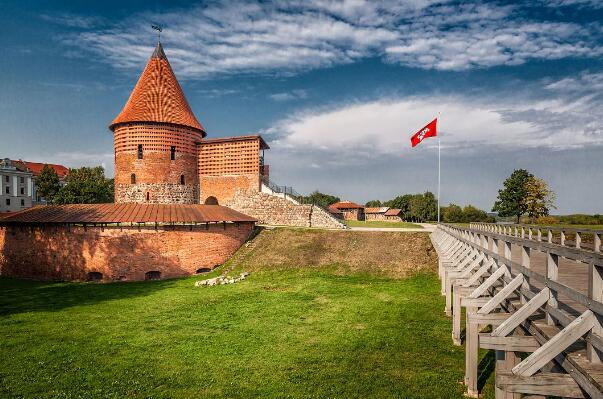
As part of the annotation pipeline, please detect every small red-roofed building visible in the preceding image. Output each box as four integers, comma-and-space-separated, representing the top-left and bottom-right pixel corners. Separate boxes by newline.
329, 201, 365, 221
384, 208, 403, 221
364, 207, 390, 221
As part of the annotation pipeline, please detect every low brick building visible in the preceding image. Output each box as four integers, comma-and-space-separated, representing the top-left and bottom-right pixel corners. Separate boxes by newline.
329, 201, 365, 221
0, 204, 255, 281
364, 207, 389, 221
384, 208, 402, 221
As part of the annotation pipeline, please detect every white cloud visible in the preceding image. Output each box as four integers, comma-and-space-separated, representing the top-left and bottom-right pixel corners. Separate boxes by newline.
269, 89, 309, 101
60, 1, 602, 77
265, 74, 603, 158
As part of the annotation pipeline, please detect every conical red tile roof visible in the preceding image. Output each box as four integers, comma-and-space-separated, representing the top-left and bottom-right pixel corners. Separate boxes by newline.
110, 42, 205, 134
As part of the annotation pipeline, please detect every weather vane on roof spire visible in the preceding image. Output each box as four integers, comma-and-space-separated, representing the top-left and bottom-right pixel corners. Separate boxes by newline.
151, 24, 162, 42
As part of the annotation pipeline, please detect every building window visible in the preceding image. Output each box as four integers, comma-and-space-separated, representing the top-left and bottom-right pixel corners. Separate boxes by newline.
20, 187, 25, 195
131, 174, 136, 184
145, 271, 161, 280
20, 177, 24, 183
5, 199, 9, 206
138, 144, 143, 159
87, 272, 103, 281
180, 175, 185, 185
146, 192, 150, 201
5, 186, 8, 194
205, 196, 219, 205
4, 176, 8, 183
170, 146, 176, 160
20, 199, 25, 206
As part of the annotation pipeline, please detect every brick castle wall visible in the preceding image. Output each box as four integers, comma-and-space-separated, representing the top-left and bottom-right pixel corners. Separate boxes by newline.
225, 189, 345, 229
0, 222, 254, 281
199, 174, 259, 204
113, 123, 203, 204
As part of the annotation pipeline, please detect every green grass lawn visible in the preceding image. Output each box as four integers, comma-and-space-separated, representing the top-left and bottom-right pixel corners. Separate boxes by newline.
345, 220, 423, 228
0, 270, 494, 398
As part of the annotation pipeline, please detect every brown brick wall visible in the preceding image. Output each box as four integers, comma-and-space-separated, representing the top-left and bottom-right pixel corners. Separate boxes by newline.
199, 174, 259, 204
114, 123, 202, 204
0, 222, 254, 281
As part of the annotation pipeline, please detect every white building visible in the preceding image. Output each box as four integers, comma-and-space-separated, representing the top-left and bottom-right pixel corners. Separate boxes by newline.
0, 158, 34, 213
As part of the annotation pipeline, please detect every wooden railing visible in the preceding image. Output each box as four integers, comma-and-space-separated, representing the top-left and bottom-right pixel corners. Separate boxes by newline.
470, 222, 602, 253
431, 223, 603, 398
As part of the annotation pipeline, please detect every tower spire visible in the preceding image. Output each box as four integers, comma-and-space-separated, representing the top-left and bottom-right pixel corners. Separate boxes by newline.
151, 24, 162, 43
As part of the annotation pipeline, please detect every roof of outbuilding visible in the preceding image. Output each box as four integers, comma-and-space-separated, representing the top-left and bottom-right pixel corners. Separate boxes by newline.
0, 204, 256, 224
384, 208, 402, 216
330, 201, 363, 210
110, 42, 205, 134
200, 135, 270, 150
364, 207, 389, 214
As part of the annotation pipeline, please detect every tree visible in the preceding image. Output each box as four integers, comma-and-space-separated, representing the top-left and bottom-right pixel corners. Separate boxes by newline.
365, 200, 382, 207
462, 205, 493, 223
492, 169, 533, 223
54, 166, 114, 204
408, 192, 437, 222
299, 191, 340, 208
386, 194, 414, 220
524, 176, 556, 223
36, 164, 61, 204
443, 204, 464, 223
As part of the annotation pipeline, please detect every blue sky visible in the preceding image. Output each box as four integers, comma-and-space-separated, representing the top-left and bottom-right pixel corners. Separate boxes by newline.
1, 0, 602, 213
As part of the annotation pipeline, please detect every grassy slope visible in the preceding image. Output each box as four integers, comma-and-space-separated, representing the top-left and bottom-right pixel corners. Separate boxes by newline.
0, 228, 494, 399
345, 220, 422, 228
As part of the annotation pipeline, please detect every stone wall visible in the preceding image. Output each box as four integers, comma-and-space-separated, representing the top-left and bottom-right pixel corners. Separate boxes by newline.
116, 183, 199, 204
0, 222, 254, 281
225, 189, 345, 229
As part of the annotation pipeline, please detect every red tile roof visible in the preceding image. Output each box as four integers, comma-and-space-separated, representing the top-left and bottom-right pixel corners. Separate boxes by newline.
110, 42, 205, 135
331, 201, 363, 210
0, 204, 256, 224
13, 160, 69, 178
201, 135, 270, 150
364, 207, 389, 214
384, 208, 402, 216
328, 205, 343, 214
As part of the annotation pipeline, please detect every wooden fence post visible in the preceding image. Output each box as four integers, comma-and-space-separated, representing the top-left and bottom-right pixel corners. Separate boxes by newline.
546, 252, 559, 326
547, 229, 553, 244
575, 231, 581, 249
560, 230, 565, 246
521, 246, 530, 304
595, 233, 601, 253
588, 262, 602, 363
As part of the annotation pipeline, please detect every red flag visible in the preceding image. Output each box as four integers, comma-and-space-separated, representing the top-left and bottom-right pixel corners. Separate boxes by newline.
410, 118, 437, 148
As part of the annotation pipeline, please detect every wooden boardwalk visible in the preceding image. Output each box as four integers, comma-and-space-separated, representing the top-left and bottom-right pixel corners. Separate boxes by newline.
432, 223, 603, 398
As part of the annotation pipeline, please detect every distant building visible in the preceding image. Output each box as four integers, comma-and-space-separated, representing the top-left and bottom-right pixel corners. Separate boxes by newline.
0, 158, 33, 213
364, 207, 389, 221
329, 201, 365, 220
384, 208, 402, 221
12, 160, 69, 204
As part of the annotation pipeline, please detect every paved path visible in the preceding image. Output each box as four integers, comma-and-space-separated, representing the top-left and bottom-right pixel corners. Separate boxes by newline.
348, 223, 436, 233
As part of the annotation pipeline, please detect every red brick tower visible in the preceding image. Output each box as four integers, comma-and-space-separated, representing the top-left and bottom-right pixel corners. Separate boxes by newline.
110, 42, 205, 204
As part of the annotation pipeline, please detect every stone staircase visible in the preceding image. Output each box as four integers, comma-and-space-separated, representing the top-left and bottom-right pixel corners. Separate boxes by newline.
225, 188, 346, 229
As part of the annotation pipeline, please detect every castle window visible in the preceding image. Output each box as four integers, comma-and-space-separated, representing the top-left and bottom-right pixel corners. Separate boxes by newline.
205, 196, 218, 205
146, 192, 150, 201
87, 272, 103, 281
20, 199, 25, 206
170, 146, 176, 160
5, 199, 10, 206
131, 173, 136, 184
180, 175, 185, 185
145, 271, 161, 280
138, 144, 143, 159
5, 186, 8, 194
20, 187, 24, 195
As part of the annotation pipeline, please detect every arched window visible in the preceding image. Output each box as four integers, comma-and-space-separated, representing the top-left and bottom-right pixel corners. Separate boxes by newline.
87, 272, 103, 281
170, 146, 176, 160
180, 175, 185, 185
137, 144, 143, 159
146, 192, 150, 201
131, 173, 136, 184
145, 271, 161, 280
204, 196, 219, 205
